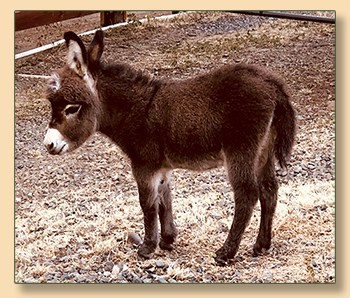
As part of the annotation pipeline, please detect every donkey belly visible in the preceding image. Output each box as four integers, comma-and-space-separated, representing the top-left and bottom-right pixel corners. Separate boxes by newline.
163, 148, 224, 171
162, 114, 224, 171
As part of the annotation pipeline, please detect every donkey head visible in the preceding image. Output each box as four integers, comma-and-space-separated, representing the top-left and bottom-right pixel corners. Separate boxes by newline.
44, 30, 104, 155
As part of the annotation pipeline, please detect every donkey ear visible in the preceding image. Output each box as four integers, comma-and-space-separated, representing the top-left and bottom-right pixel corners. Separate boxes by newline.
64, 31, 88, 77
87, 30, 104, 64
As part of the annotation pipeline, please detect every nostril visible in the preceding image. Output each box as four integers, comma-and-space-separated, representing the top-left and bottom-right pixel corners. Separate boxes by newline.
47, 142, 54, 151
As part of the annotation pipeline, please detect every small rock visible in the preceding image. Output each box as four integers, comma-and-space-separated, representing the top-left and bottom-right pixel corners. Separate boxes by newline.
75, 274, 86, 283
145, 266, 155, 273
311, 259, 320, 270
195, 256, 204, 263
60, 273, 70, 281
293, 166, 302, 174
219, 223, 228, 233
44, 274, 54, 281
156, 276, 168, 283
86, 275, 97, 283
59, 256, 69, 262
112, 262, 128, 276
218, 274, 226, 280
116, 274, 124, 282
218, 199, 225, 207
205, 275, 213, 282
155, 260, 165, 268
122, 271, 134, 282
67, 268, 77, 274
101, 277, 110, 283
104, 261, 114, 272
127, 233, 143, 245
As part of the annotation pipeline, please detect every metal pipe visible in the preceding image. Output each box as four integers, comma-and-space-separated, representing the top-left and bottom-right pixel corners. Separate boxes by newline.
229, 11, 335, 24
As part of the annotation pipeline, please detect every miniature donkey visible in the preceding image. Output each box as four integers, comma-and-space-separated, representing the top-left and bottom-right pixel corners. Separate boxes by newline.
44, 30, 295, 265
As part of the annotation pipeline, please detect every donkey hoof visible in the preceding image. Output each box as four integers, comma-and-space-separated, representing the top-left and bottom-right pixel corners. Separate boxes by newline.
159, 239, 175, 251
253, 246, 268, 257
214, 256, 228, 266
253, 241, 271, 256
214, 249, 229, 266
137, 243, 156, 260
137, 249, 152, 260
214, 246, 238, 266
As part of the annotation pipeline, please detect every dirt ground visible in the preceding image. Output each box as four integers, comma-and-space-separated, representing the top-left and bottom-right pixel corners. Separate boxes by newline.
15, 12, 173, 54
15, 11, 335, 283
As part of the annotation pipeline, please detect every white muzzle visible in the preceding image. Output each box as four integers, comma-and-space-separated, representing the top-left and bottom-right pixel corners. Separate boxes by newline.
44, 128, 69, 155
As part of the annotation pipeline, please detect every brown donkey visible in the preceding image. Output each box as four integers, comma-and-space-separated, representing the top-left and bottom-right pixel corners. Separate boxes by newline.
44, 30, 296, 265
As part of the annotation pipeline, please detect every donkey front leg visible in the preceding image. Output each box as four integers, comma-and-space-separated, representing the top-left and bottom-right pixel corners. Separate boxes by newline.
158, 170, 178, 251
133, 167, 160, 259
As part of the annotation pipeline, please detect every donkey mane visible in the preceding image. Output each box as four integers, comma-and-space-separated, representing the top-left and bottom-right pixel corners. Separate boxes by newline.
99, 62, 164, 105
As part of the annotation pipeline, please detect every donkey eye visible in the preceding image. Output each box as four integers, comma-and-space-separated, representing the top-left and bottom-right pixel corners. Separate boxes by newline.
64, 104, 81, 116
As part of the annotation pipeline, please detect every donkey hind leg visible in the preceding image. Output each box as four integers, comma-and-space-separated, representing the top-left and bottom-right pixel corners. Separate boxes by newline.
215, 155, 259, 265
133, 168, 161, 259
158, 170, 178, 251
253, 152, 278, 256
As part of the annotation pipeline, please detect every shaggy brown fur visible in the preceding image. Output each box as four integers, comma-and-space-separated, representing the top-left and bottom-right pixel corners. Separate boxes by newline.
44, 30, 296, 265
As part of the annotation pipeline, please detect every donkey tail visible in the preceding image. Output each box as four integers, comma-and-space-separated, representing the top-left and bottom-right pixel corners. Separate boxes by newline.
272, 84, 296, 168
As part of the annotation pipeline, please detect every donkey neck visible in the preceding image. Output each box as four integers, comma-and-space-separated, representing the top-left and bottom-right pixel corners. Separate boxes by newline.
96, 63, 164, 149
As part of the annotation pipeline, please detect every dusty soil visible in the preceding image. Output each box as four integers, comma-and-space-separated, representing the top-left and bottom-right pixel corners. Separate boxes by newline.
15, 11, 173, 54
15, 11, 335, 283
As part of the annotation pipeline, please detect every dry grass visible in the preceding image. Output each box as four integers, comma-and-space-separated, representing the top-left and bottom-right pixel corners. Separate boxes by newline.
15, 11, 335, 283
15, 156, 335, 283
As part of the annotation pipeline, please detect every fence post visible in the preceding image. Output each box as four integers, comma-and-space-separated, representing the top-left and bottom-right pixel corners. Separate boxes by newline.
100, 11, 126, 27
